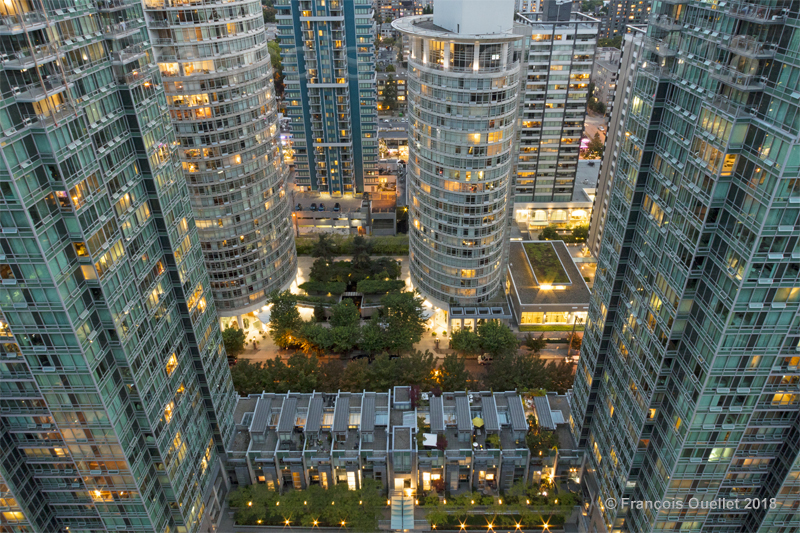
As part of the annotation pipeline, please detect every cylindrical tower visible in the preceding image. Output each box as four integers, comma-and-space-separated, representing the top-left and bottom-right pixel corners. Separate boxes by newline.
394, 10, 522, 308
144, 0, 296, 317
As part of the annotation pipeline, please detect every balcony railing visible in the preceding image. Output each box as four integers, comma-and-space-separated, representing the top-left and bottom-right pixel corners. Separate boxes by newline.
12, 77, 70, 103
718, 35, 777, 58
1, 43, 60, 69
103, 21, 140, 39
97, 0, 139, 11
726, 1, 788, 23
710, 65, 767, 91
650, 14, 682, 31
21, 102, 76, 127
110, 43, 147, 65
644, 38, 678, 57
0, 11, 49, 34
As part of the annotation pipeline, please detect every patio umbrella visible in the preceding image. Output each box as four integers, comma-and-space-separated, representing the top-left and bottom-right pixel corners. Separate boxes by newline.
472, 417, 484, 428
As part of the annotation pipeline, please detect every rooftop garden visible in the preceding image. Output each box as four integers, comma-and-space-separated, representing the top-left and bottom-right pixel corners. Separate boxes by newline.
523, 242, 570, 285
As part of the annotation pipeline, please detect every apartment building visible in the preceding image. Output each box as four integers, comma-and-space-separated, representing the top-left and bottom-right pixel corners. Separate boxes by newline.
598, 0, 650, 40
572, 1, 800, 532
145, 0, 298, 318
277, 0, 379, 197
226, 388, 530, 495
393, 0, 523, 309
0, 1, 236, 531
587, 27, 645, 257
514, 5, 598, 212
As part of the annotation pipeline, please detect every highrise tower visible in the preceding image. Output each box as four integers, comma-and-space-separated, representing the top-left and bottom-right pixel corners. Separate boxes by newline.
572, 1, 800, 532
394, 0, 523, 309
277, 0, 379, 196
0, 1, 235, 531
144, 0, 297, 318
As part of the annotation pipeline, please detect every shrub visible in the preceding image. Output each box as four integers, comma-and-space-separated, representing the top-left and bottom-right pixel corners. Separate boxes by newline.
298, 281, 347, 295
356, 279, 405, 294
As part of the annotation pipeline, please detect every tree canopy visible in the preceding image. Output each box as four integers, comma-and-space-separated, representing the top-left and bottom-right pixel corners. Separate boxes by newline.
222, 327, 246, 360
268, 291, 302, 349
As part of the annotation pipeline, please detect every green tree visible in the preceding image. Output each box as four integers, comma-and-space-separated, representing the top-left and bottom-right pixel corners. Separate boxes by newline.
385, 64, 396, 73
526, 417, 559, 457
422, 4, 433, 13
545, 359, 576, 394
360, 320, 386, 355
314, 304, 326, 322
297, 322, 332, 355
381, 74, 398, 111
329, 300, 361, 353
449, 327, 481, 355
485, 352, 548, 391
267, 40, 283, 95
311, 233, 336, 261
539, 225, 558, 240
268, 290, 302, 349
571, 225, 589, 241
586, 81, 595, 99
569, 332, 583, 351
587, 132, 604, 159
395, 350, 437, 388
222, 326, 246, 360
524, 333, 547, 353
598, 36, 623, 48
351, 235, 374, 275
380, 291, 426, 355
477, 320, 519, 357
437, 353, 472, 391
230, 359, 267, 395
263, 4, 277, 23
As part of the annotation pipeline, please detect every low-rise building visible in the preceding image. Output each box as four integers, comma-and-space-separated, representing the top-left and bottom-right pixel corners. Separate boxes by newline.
226, 388, 531, 495
506, 241, 591, 327
590, 47, 622, 109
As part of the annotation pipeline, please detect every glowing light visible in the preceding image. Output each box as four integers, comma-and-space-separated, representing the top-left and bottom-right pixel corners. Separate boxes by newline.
526, 499, 530, 504
248, 502, 252, 507
314, 521, 319, 526
499, 499, 502, 504
341, 521, 346, 526
285, 520, 291, 525
387, 500, 391, 505
471, 500, 475, 505
540, 285, 553, 290
516, 524, 521, 529
460, 524, 466, 530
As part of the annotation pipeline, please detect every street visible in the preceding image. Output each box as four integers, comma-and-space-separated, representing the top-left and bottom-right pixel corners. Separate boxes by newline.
583, 111, 607, 145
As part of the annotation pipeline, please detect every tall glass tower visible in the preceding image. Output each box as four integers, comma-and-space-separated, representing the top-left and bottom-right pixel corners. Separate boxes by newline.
393, 0, 523, 309
571, 0, 800, 532
144, 0, 297, 318
0, 0, 235, 531
277, 0, 379, 196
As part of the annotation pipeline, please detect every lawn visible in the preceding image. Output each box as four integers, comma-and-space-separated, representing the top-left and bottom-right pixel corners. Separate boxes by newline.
523, 242, 570, 285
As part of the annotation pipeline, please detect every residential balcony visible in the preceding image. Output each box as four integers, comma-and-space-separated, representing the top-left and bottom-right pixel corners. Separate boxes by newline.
718, 35, 777, 59
21, 102, 76, 128
103, 21, 140, 39
644, 38, 678, 57
0, 11, 50, 34
726, 1, 788, 23
97, 0, 139, 12
1, 43, 61, 69
110, 43, 148, 65
12, 78, 71, 103
710, 65, 767, 91
650, 14, 682, 31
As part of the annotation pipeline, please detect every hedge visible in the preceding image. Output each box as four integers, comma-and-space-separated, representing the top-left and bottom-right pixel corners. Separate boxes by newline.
296, 234, 409, 256
298, 281, 347, 295
356, 279, 406, 294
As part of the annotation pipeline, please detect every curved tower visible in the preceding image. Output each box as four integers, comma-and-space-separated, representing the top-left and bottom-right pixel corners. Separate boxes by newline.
144, 0, 296, 317
394, 5, 522, 308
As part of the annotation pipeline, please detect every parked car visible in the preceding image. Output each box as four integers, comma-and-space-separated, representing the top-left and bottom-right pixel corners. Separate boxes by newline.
295, 203, 302, 211
310, 203, 317, 211
477, 353, 493, 365
333, 202, 340, 212
318, 203, 325, 211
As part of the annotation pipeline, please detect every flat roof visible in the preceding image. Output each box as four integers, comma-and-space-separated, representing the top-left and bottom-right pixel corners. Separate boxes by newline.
507, 240, 591, 308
